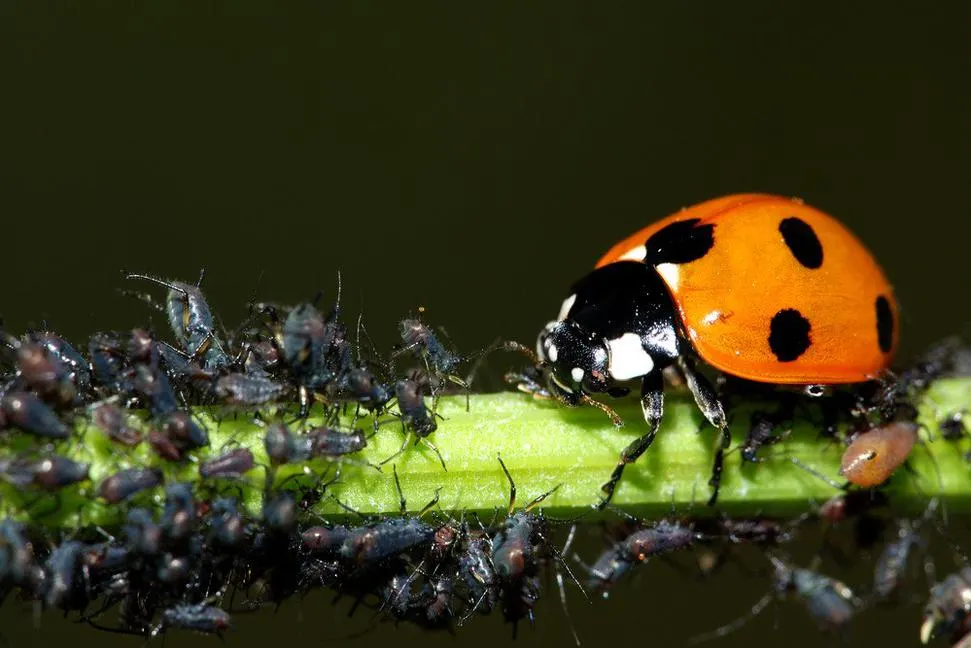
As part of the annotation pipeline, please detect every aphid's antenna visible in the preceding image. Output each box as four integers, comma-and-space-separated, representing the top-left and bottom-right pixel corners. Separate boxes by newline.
195, 267, 207, 288
125, 272, 189, 296
328, 269, 343, 320
788, 457, 846, 490
464, 336, 503, 390
687, 592, 774, 645
554, 524, 585, 647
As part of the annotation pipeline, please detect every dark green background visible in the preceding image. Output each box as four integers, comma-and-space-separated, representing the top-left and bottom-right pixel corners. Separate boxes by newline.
1, 2, 969, 646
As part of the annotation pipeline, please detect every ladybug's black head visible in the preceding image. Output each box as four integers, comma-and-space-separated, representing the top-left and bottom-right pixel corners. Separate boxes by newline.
536, 320, 612, 401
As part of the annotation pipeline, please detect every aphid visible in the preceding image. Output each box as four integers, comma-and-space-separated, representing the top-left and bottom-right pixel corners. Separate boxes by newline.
738, 411, 791, 463
199, 448, 255, 479
307, 426, 368, 459
301, 524, 350, 555
873, 500, 938, 600
91, 403, 142, 446
339, 512, 437, 567
126, 272, 231, 370
400, 577, 455, 631
160, 483, 197, 542
207, 498, 246, 550
30, 331, 92, 394
127, 328, 160, 369
147, 427, 183, 461
921, 566, 971, 644
262, 422, 312, 465
43, 540, 85, 609
0, 519, 37, 587
214, 372, 284, 406
586, 520, 699, 597
130, 363, 179, 417
153, 603, 232, 637
0, 454, 90, 491
81, 542, 130, 577
160, 411, 209, 451
263, 491, 298, 534
340, 366, 391, 414
268, 291, 350, 415
88, 332, 127, 390
690, 516, 796, 578
339, 466, 439, 566
531, 194, 898, 507
394, 316, 470, 405
0, 391, 71, 439
491, 456, 561, 633
839, 420, 918, 488
457, 534, 498, 617
724, 516, 795, 543
939, 410, 967, 442
381, 377, 445, 470
123, 508, 162, 556
98, 468, 164, 504
397, 317, 462, 375
818, 489, 889, 525
692, 555, 858, 643
4, 335, 77, 407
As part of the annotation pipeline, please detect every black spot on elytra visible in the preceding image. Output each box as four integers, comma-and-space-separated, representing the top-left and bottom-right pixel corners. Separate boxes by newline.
768, 309, 812, 362
876, 295, 894, 353
644, 218, 715, 265
779, 217, 823, 269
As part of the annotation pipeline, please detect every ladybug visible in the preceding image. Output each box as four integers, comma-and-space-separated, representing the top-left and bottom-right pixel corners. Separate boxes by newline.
533, 193, 898, 506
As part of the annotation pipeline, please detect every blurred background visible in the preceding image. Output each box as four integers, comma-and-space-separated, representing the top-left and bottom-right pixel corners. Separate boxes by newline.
1, 2, 969, 646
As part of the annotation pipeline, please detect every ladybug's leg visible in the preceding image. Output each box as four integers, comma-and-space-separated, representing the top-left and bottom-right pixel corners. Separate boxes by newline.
597, 371, 663, 509
676, 357, 730, 506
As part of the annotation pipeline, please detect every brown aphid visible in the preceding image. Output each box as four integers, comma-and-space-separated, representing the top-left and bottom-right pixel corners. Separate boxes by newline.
839, 421, 918, 488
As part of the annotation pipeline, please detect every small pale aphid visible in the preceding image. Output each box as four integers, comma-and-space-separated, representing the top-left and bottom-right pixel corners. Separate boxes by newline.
839, 421, 918, 488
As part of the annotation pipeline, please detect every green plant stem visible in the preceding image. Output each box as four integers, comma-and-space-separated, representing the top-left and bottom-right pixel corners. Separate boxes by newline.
3, 378, 971, 528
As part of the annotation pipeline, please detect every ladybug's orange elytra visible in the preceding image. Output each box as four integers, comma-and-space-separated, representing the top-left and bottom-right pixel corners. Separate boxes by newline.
596, 194, 898, 384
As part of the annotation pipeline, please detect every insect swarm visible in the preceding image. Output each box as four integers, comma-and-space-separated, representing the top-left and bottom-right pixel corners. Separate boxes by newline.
0, 268, 965, 648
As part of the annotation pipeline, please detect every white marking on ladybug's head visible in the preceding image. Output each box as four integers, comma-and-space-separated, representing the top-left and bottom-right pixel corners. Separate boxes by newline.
557, 294, 577, 321
605, 333, 654, 381
571, 367, 584, 383
547, 344, 558, 363
618, 245, 647, 263
538, 320, 559, 360
655, 262, 680, 292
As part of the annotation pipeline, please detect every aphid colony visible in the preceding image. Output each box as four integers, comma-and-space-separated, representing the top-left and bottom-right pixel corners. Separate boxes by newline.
0, 271, 969, 645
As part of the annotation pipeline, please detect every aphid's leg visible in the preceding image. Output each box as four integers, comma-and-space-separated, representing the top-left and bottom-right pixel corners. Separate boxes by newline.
392, 464, 407, 514
417, 489, 442, 518
597, 372, 663, 509
296, 386, 311, 421
379, 430, 413, 468
677, 357, 730, 506
419, 437, 448, 472
497, 454, 518, 514
505, 371, 553, 400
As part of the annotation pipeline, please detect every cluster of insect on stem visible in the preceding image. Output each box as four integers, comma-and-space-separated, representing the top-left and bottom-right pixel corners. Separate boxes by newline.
1, 271, 971, 646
